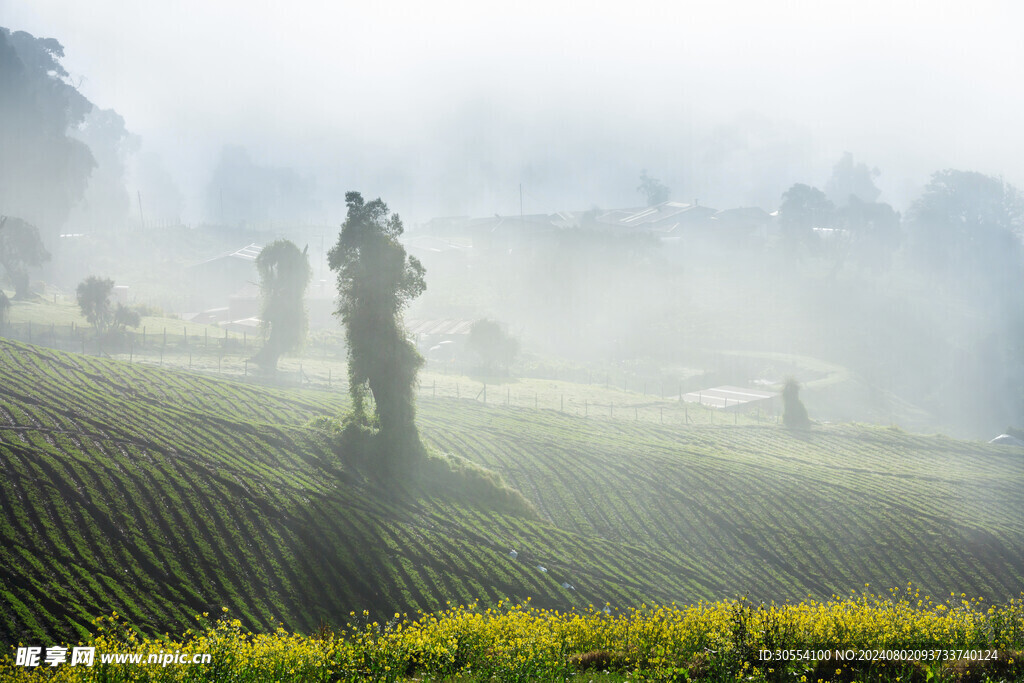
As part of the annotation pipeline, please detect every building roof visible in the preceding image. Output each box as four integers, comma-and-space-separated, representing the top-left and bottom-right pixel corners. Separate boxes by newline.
406, 319, 474, 336
403, 235, 471, 255
190, 243, 263, 269
682, 385, 778, 409
594, 201, 718, 233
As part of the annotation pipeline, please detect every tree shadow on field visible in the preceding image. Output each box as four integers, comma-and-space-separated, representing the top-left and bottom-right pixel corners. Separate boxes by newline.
284, 416, 537, 631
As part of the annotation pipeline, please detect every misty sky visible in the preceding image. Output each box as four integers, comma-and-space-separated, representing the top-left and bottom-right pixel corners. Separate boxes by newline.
3, 0, 1023, 223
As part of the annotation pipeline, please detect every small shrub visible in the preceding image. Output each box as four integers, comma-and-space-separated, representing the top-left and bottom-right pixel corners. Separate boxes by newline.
417, 451, 537, 519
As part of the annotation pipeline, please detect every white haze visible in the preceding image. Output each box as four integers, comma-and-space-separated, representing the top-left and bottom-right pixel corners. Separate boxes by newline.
3, 0, 1024, 222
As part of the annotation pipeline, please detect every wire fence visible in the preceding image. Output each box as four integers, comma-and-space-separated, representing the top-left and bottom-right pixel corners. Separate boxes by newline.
0, 322, 778, 427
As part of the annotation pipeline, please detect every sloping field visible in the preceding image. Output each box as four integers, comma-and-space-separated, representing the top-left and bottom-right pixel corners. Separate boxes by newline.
0, 339, 1021, 645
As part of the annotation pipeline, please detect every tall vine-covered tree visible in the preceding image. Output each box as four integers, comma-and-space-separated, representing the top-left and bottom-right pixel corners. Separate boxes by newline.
253, 239, 311, 370
328, 192, 426, 463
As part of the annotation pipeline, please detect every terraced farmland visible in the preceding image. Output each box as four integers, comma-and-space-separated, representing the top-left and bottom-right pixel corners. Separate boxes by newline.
0, 339, 1022, 646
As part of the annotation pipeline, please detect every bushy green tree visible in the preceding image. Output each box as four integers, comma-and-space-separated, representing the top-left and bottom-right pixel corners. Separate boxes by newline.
0, 216, 50, 299
467, 319, 519, 375
75, 276, 138, 335
637, 170, 670, 206
328, 192, 426, 464
253, 239, 311, 370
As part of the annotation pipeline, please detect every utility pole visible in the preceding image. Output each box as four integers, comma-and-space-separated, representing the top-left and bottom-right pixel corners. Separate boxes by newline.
137, 190, 145, 230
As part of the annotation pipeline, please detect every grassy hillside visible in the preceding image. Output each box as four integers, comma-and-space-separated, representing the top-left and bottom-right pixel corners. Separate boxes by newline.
0, 339, 1021, 645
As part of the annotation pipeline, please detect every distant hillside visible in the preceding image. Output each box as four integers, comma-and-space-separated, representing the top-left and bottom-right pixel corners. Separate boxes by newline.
0, 340, 1021, 644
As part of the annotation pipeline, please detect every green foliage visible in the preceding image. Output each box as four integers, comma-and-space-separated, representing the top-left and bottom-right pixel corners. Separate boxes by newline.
253, 239, 311, 370
75, 275, 140, 338
467, 319, 519, 375
0, 28, 96, 232
781, 377, 811, 429
416, 451, 537, 519
328, 191, 426, 464
76, 275, 115, 331
0, 215, 51, 299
